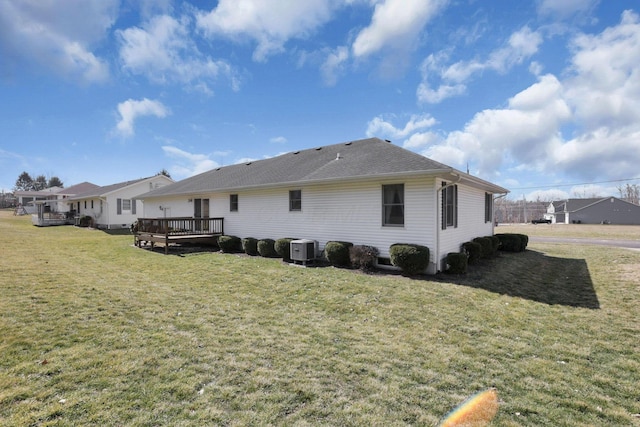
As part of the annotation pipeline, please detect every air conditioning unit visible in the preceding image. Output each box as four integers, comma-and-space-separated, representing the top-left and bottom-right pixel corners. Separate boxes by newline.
290, 239, 317, 264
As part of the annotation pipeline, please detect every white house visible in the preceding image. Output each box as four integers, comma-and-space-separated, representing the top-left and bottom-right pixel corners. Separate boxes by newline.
68, 175, 174, 229
136, 138, 509, 273
16, 182, 99, 215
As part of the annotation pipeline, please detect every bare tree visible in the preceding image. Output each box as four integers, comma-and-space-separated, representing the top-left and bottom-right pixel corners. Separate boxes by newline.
618, 183, 640, 205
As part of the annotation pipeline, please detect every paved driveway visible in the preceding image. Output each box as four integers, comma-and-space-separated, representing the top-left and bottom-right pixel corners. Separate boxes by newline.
530, 236, 640, 250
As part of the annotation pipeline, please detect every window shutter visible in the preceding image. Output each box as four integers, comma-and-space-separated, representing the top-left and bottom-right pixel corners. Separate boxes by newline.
441, 183, 446, 230
117, 198, 122, 215
454, 185, 458, 228
132, 199, 136, 215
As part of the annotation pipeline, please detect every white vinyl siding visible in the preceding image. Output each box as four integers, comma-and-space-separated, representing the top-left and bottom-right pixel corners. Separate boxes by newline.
77, 175, 173, 229
205, 177, 438, 260
142, 177, 499, 273
439, 183, 494, 263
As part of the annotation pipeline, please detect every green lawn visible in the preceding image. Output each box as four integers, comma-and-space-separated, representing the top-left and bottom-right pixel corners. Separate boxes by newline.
1, 211, 639, 426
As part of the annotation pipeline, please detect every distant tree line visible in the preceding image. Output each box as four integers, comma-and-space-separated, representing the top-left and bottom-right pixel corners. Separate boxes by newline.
618, 183, 640, 205
13, 171, 64, 191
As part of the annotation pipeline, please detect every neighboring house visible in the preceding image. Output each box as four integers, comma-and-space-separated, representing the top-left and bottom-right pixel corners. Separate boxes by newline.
137, 138, 508, 273
547, 197, 640, 225
68, 175, 174, 229
15, 187, 64, 214
16, 182, 99, 215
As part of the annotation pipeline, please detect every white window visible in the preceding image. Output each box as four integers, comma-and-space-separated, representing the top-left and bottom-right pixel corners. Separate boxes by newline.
442, 183, 458, 229
382, 184, 404, 226
289, 190, 302, 211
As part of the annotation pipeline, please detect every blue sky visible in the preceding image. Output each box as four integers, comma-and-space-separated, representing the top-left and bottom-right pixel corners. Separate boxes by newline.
1, 0, 639, 201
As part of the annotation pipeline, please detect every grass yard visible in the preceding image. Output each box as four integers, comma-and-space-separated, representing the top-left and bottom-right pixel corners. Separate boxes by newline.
499, 222, 640, 240
1, 211, 639, 426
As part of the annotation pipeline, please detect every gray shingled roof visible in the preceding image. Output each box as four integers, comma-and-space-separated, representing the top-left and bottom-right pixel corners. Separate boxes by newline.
57, 182, 99, 195
68, 177, 152, 200
555, 198, 606, 212
139, 138, 507, 198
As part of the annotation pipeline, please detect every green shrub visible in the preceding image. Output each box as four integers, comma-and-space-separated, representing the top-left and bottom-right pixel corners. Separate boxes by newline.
218, 235, 242, 253
486, 235, 501, 254
462, 241, 482, 264
257, 239, 278, 258
473, 237, 493, 259
275, 238, 297, 261
496, 233, 528, 252
446, 252, 467, 274
78, 215, 92, 227
242, 237, 258, 256
389, 243, 430, 275
516, 233, 529, 251
349, 245, 379, 271
324, 241, 353, 267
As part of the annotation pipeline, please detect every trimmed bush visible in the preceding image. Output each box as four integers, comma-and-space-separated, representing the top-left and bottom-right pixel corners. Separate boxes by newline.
218, 235, 242, 253
324, 241, 353, 267
486, 235, 501, 255
496, 233, 528, 252
349, 245, 379, 271
242, 237, 258, 256
473, 237, 493, 259
462, 241, 482, 264
78, 215, 92, 227
257, 239, 278, 258
389, 243, 430, 275
275, 238, 297, 261
446, 252, 467, 274
516, 234, 529, 251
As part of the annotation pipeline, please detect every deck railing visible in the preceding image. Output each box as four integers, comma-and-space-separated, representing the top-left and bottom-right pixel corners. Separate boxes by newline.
135, 217, 224, 236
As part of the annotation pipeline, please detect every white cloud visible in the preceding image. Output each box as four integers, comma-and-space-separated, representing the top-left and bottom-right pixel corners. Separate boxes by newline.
270, 136, 287, 144
320, 46, 350, 86
416, 83, 466, 104
162, 146, 219, 178
565, 10, 640, 130
413, 11, 640, 185
117, 14, 239, 92
196, 0, 336, 62
418, 26, 543, 103
526, 189, 570, 202
115, 98, 170, 138
0, 0, 116, 83
352, 0, 446, 58
424, 74, 571, 176
366, 114, 437, 140
537, 0, 598, 19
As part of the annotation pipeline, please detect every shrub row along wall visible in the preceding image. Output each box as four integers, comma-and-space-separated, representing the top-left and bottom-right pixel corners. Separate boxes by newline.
216, 235, 433, 275
447, 233, 529, 274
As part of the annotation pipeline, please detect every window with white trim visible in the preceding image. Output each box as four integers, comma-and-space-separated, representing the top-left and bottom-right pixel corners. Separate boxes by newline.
382, 184, 404, 226
442, 183, 458, 229
289, 190, 302, 211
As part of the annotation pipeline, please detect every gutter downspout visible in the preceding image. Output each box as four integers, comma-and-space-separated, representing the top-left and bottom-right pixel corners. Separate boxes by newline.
435, 174, 462, 273
493, 193, 508, 230
99, 197, 109, 230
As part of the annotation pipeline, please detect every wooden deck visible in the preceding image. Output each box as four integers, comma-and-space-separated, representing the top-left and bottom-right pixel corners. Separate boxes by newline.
134, 217, 224, 254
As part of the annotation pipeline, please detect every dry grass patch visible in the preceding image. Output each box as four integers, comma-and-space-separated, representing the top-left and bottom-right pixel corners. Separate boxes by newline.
501, 223, 640, 240
1, 210, 639, 425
